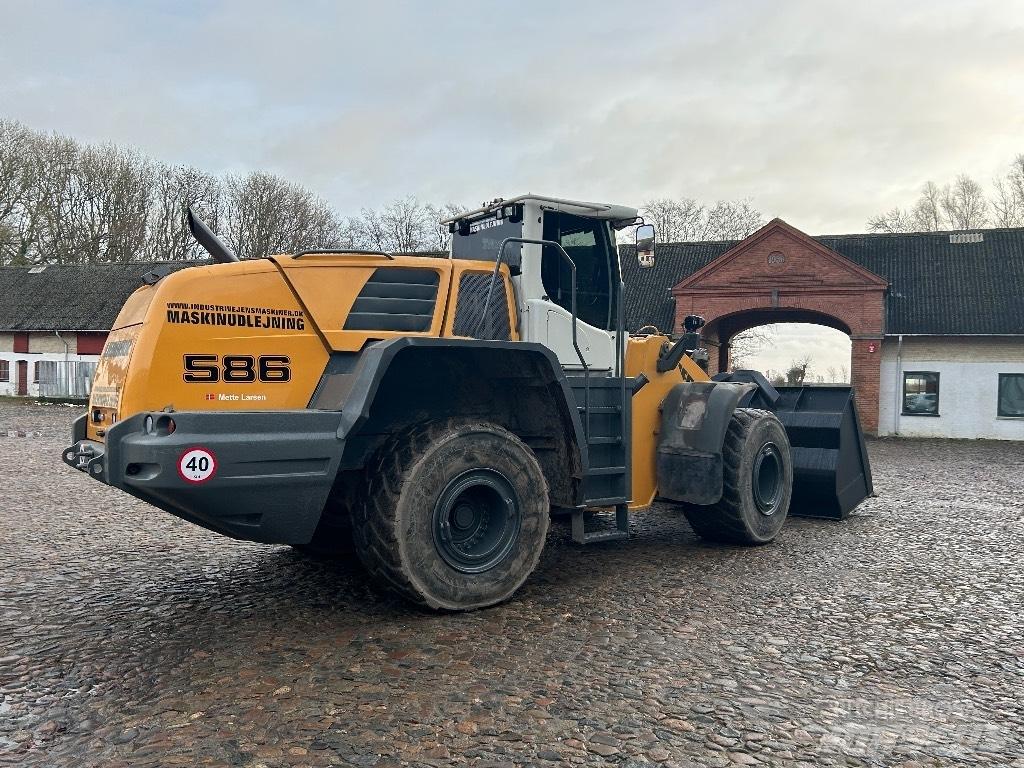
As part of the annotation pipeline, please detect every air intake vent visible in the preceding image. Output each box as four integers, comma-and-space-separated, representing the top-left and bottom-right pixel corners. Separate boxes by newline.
343, 267, 439, 332
949, 232, 983, 244
453, 273, 512, 340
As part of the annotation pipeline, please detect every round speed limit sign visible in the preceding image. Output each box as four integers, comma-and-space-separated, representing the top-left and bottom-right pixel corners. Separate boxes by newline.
177, 447, 218, 484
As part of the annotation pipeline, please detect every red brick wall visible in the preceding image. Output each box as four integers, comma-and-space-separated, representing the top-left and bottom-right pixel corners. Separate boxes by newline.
851, 340, 881, 434
670, 221, 887, 434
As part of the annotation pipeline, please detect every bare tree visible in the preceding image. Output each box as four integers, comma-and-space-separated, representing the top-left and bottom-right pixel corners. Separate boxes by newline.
703, 199, 764, 240
911, 181, 946, 230
641, 198, 706, 241
729, 325, 776, 369
639, 197, 764, 243
425, 202, 467, 252
0, 120, 37, 264
866, 160, 1024, 233
867, 206, 914, 234
991, 154, 1024, 227
224, 171, 342, 259
148, 165, 223, 261
347, 197, 466, 253
785, 356, 812, 386
941, 174, 988, 229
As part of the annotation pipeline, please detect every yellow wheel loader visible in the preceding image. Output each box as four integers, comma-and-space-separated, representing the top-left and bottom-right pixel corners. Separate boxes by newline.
63, 195, 872, 611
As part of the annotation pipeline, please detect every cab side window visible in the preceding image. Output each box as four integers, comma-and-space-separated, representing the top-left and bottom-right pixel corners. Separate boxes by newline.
541, 212, 617, 330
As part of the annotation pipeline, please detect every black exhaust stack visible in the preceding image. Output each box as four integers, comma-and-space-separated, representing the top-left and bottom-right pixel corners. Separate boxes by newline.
714, 370, 874, 520
186, 206, 239, 264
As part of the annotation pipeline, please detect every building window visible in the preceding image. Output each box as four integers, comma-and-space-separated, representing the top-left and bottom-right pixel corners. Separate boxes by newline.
0, 360, 8, 382
33, 362, 40, 382
903, 371, 939, 416
998, 374, 1024, 418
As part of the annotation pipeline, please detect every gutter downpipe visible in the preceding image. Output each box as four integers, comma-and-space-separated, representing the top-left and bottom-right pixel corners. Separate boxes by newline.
55, 330, 70, 398
894, 334, 903, 436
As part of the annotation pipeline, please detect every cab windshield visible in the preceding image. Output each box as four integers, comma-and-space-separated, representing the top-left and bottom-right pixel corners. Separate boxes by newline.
542, 212, 618, 330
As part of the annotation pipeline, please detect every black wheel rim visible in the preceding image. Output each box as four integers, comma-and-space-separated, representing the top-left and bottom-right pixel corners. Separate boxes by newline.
432, 469, 521, 573
752, 442, 784, 516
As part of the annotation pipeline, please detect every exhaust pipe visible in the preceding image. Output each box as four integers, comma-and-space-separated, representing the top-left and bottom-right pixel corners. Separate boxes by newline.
186, 206, 239, 264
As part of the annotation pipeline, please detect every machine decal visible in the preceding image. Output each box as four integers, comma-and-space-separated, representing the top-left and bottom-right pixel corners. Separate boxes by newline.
177, 448, 218, 484
165, 302, 306, 330
183, 355, 291, 383
204, 392, 268, 402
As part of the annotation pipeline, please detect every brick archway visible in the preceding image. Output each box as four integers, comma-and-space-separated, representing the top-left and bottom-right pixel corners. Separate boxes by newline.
670, 219, 887, 434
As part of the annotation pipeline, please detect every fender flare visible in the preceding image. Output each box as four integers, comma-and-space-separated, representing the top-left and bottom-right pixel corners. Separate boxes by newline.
323, 338, 590, 503
656, 380, 756, 505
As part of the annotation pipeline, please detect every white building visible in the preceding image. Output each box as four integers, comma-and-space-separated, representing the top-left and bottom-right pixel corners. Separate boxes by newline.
879, 337, 1024, 440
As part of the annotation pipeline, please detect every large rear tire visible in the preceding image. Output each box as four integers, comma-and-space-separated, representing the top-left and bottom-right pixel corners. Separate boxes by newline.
352, 419, 550, 611
683, 408, 792, 545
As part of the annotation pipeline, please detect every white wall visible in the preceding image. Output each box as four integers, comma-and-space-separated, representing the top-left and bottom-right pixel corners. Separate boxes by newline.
0, 333, 97, 398
879, 337, 1024, 440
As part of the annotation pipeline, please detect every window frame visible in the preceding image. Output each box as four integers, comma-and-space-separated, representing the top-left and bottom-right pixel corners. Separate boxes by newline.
0, 360, 8, 382
997, 373, 1024, 419
901, 370, 940, 417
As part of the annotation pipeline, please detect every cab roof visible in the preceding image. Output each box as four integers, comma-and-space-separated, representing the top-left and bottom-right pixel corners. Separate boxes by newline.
442, 195, 639, 225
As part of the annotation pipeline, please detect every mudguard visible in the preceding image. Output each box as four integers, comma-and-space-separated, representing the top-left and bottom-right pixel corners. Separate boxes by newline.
656, 381, 756, 505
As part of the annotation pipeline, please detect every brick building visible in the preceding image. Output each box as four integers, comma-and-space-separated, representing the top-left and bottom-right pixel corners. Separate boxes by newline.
622, 219, 1024, 439
0, 262, 191, 398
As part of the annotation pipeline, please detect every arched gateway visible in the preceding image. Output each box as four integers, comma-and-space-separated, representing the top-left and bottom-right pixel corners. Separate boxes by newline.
625, 218, 1024, 441
672, 220, 887, 433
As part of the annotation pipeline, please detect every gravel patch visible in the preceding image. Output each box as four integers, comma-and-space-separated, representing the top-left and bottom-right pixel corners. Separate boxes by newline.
1, 402, 1022, 766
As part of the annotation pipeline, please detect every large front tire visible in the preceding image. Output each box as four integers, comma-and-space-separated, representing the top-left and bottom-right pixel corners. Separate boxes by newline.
352, 420, 550, 611
683, 408, 792, 545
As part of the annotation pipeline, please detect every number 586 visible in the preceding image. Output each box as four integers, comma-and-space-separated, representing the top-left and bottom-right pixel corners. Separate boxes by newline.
183, 354, 291, 383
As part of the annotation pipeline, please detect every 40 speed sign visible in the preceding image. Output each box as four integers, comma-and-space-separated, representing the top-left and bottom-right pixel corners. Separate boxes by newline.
177, 447, 218, 484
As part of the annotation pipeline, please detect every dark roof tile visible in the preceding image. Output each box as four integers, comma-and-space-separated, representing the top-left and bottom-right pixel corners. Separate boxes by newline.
0, 262, 196, 331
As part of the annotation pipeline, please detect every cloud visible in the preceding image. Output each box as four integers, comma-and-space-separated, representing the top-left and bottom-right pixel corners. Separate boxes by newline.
1, 0, 1022, 232
745, 324, 852, 380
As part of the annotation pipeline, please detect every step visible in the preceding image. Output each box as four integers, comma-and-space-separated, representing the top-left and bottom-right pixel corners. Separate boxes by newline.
582, 496, 630, 507
584, 466, 626, 476
577, 405, 621, 413
565, 378, 625, 390
571, 504, 630, 545
586, 436, 622, 445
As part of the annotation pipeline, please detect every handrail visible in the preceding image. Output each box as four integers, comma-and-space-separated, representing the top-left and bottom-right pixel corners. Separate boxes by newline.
486, 237, 586, 368
292, 249, 395, 260
486, 236, 591, 438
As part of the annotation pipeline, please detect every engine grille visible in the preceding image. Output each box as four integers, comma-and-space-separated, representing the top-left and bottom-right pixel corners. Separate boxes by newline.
343, 268, 439, 332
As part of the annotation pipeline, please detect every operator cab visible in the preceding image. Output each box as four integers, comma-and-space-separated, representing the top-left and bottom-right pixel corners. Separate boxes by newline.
446, 195, 645, 370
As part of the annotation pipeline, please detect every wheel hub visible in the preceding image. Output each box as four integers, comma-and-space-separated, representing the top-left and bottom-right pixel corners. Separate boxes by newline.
752, 442, 784, 516
432, 469, 521, 574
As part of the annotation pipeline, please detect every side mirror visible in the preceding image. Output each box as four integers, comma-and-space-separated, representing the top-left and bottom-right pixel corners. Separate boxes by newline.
635, 224, 655, 268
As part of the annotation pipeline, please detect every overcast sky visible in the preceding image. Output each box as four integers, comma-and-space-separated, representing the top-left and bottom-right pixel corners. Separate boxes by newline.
2, 0, 1021, 373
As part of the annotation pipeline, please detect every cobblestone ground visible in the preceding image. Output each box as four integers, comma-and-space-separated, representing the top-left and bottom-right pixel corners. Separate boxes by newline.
1, 401, 1022, 767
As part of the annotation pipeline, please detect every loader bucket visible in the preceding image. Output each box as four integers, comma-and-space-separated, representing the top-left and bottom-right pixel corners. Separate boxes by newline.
771, 386, 874, 519
712, 371, 874, 519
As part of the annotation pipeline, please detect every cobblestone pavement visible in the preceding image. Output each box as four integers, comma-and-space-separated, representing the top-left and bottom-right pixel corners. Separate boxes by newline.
1, 401, 1022, 767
